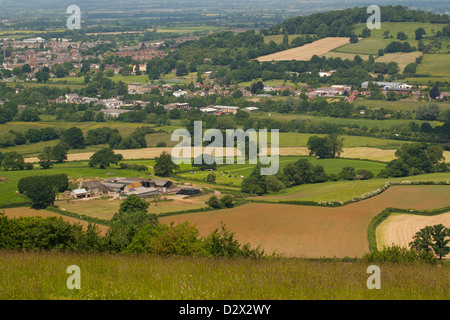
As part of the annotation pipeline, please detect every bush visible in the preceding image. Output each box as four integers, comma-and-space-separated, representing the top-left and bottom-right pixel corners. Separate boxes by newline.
126, 222, 205, 256
435, 162, 448, 172
203, 223, 265, 258
356, 169, 374, 180
0, 212, 104, 252
339, 166, 356, 180
220, 195, 234, 208
362, 245, 437, 264
207, 195, 221, 209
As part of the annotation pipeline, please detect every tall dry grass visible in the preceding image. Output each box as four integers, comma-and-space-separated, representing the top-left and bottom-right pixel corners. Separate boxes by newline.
0, 251, 448, 300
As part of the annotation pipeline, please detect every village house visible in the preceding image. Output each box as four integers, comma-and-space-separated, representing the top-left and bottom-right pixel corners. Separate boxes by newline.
211, 105, 240, 115
164, 102, 190, 111
100, 98, 123, 109
319, 70, 336, 77
65, 93, 81, 103
243, 106, 260, 113
100, 109, 132, 118
173, 89, 188, 98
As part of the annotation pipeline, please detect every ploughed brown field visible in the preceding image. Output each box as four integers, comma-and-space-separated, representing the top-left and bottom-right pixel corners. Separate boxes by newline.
256, 37, 351, 61
2, 208, 109, 236
160, 186, 450, 258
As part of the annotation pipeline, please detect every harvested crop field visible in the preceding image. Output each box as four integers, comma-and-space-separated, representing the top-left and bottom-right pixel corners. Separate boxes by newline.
2, 207, 109, 235
160, 186, 450, 258
375, 52, 422, 72
256, 37, 350, 61
56, 194, 211, 219
377, 212, 450, 253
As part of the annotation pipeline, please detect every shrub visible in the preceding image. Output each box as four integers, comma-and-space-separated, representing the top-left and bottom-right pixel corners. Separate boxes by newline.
339, 166, 356, 180
356, 169, 374, 180
362, 245, 437, 264
126, 222, 205, 256
220, 195, 234, 208
203, 223, 265, 259
207, 195, 221, 209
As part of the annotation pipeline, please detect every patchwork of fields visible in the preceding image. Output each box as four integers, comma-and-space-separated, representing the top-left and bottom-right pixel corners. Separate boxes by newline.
160, 185, 450, 258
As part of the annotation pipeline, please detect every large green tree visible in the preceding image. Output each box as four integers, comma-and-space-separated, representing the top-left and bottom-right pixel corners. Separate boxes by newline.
88, 147, 123, 169
153, 151, 179, 177
61, 127, 85, 149
409, 224, 450, 260
38, 147, 53, 169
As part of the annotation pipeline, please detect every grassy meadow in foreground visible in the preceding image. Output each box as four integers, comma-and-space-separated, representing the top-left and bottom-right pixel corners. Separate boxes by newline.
0, 251, 448, 300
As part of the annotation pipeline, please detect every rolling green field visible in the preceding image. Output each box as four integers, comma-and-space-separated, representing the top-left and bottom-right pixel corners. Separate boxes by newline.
273, 132, 405, 149
1, 251, 448, 300
259, 172, 450, 203
353, 100, 450, 112
333, 38, 394, 55
353, 22, 442, 42
263, 33, 305, 44
252, 112, 443, 129
335, 22, 442, 56
416, 54, 450, 77
179, 156, 386, 187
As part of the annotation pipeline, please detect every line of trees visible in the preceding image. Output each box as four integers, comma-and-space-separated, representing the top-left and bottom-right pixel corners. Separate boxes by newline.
0, 195, 265, 258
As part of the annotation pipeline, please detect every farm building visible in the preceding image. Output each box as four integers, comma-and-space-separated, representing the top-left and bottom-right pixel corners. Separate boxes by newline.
152, 180, 174, 189
100, 109, 132, 118
361, 81, 412, 92
164, 102, 190, 110
177, 187, 202, 195
71, 188, 89, 199
126, 187, 159, 198
82, 180, 113, 193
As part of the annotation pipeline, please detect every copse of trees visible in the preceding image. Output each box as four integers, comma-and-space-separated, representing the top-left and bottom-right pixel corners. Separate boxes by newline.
1, 152, 32, 171
88, 147, 123, 169
60, 127, 85, 149
17, 174, 68, 208
282, 158, 328, 187
378, 143, 446, 178
384, 41, 417, 53
0, 127, 60, 148
307, 134, 344, 159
